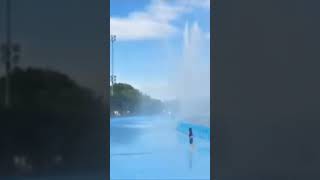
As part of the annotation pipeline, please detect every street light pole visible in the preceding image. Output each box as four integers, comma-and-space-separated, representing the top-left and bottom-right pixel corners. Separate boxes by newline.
4, 0, 12, 108
110, 35, 116, 96
1, 0, 21, 108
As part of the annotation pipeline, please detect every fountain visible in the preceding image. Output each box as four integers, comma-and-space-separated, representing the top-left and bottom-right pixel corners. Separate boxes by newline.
172, 21, 210, 126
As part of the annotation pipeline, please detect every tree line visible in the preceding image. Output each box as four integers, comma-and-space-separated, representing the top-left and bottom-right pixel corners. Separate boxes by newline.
110, 83, 164, 116
0, 67, 106, 176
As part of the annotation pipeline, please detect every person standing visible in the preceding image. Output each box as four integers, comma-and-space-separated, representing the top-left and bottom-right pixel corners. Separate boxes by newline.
189, 128, 195, 150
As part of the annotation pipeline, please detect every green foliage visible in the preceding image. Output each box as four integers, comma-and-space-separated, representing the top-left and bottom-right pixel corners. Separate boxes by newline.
110, 83, 163, 115
0, 68, 98, 112
0, 67, 106, 175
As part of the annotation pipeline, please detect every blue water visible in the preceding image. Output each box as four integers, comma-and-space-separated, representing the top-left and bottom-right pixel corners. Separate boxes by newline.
110, 115, 210, 180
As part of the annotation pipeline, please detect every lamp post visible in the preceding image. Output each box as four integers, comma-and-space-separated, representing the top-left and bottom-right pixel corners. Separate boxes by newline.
1, 0, 21, 108
110, 35, 116, 96
4, 0, 11, 108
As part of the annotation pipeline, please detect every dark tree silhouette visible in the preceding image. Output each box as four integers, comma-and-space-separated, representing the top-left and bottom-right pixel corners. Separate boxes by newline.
0, 67, 106, 176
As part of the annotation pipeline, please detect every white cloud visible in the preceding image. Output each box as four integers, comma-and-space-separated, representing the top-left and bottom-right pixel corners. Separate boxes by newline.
177, 0, 210, 9
110, 17, 177, 41
110, 0, 209, 41
111, 0, 187, 41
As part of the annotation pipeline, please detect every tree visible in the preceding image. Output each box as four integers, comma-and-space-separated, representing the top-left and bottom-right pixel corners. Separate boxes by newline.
0, 67, 106, 175
110, 83, 164, 116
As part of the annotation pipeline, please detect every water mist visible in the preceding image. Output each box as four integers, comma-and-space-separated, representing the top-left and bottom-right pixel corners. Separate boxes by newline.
171, 21, 210, 126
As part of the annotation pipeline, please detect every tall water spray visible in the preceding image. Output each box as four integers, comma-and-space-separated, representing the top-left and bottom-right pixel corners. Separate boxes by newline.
173, 21, 210, 125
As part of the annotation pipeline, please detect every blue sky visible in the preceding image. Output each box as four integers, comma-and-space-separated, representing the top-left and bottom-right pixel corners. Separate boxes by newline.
110, 0, 210, 100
